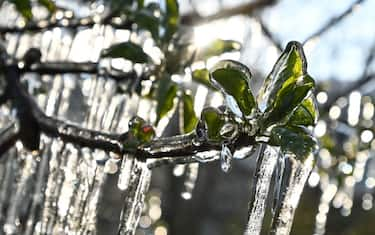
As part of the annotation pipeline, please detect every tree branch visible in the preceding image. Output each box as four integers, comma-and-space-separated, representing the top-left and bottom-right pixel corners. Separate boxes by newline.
21, 62, 138, 82
181, 0, 277, 25
303, 0, 366, 45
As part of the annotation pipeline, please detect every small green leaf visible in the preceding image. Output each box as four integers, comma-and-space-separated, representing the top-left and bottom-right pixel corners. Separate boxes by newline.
196, 39, 241, 60
11, 0, 33, 21
137, 0, 144, 8
38, 0, 56, 13
133, 9, 159, 40
270, 125, 318, 161
180, 92, 198, 133
101, 42, 151, 63
128, 116, 155, 143
191, 68, 216, 90
288, 96, 318, 126
210, 60, 256, 118
162, 0, 179, 42
200, 107, 226, 142
264, 74, 315, 126
156, 79, 178, 123
258, 41, 307, 112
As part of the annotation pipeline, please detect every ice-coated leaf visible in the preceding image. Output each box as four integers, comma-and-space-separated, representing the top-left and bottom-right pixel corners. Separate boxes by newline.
196, 39, 241, 60
162, 0, 179, 42
180, 92, 198, 133
191, 68, 216, 89
258, 41, 307, 112
38, 0, 56, 13
264, 74, 315, 126
200, 107, 225, 142
199, 107, 238, 143
133, 9, 159, 40
128, 116, 155, 144
101, 42, 151, 63
269, 125, 318, 161
210, 60, 256, 118
11, 0, 32, 21
156, 79, 178, 123
288, 95, 318, 126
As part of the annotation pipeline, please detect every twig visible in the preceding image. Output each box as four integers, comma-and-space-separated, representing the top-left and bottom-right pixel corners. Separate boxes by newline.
21, 62, 138, 82
0, 12, 132, 34
0, 122, 18, 156
323, 39, 375, 110
0, 65, 256, 161
303, 0, 365, 45
181, 0, 277, 25
255, 16, 283, 52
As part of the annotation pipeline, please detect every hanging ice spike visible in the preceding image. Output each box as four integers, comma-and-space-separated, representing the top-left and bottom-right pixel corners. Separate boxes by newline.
220, 143, 233, 173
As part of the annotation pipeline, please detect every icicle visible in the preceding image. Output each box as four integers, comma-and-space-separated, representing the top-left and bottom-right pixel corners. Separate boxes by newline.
181, 163, 199, 200
244, 144, 279, 235
118, 154, 135, 190
118, 161, 152, 235
270, 153, 314, 235
220, 143, 233, 173
272, 152, 285, 215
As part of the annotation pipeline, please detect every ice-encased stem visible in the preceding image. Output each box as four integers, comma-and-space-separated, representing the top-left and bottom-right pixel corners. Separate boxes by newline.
118, 154, 134, 191
270, 153, 314, 235
244, 144, 279, 235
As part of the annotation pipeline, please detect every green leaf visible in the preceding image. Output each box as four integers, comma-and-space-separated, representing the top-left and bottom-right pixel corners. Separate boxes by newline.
137, 0, 144, 8
270, 125, 318, 161
133, 9, 159, 40
38, 0, 56, 13
200, 107, 226, 142
162, 0, 179, 42
210, 60, 257, 118
199, 107, 238, 143
156, 79, 178, 124
191, 68, 216, 90
196, 39, 241, 60
264, 74, 315, 127
180, 93, 198, 133
101, 42, 151, 64
258, 41, 307, 112
287, 96, 318, 126
11, 0, 33, 21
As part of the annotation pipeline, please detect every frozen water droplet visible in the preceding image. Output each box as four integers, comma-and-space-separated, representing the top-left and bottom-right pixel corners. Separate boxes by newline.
220, 144, 233, 173
104, 159, 118, 174
181, 192, 192, 200
219, 123, 238, 140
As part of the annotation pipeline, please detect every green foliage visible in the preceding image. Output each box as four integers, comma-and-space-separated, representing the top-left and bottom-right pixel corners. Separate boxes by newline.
133, 9, 160, 40
196, 39, 241, 61
11, 0, 32, 21
155, 78, 178, 124
191, 68, 216, 90
270, 125, 318, 161
38, 0, 56, 13
101, 42, 151, 63
162, 0, 179, 42
125, 116, 155, 150
180, 93, 198, 133
288, 96, 318, 126
210, 60, 256, 118
200, 107, 226, 142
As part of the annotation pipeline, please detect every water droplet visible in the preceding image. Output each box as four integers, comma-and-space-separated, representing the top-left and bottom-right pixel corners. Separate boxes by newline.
220, 144, 233, 173
219, 123, 238, 140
